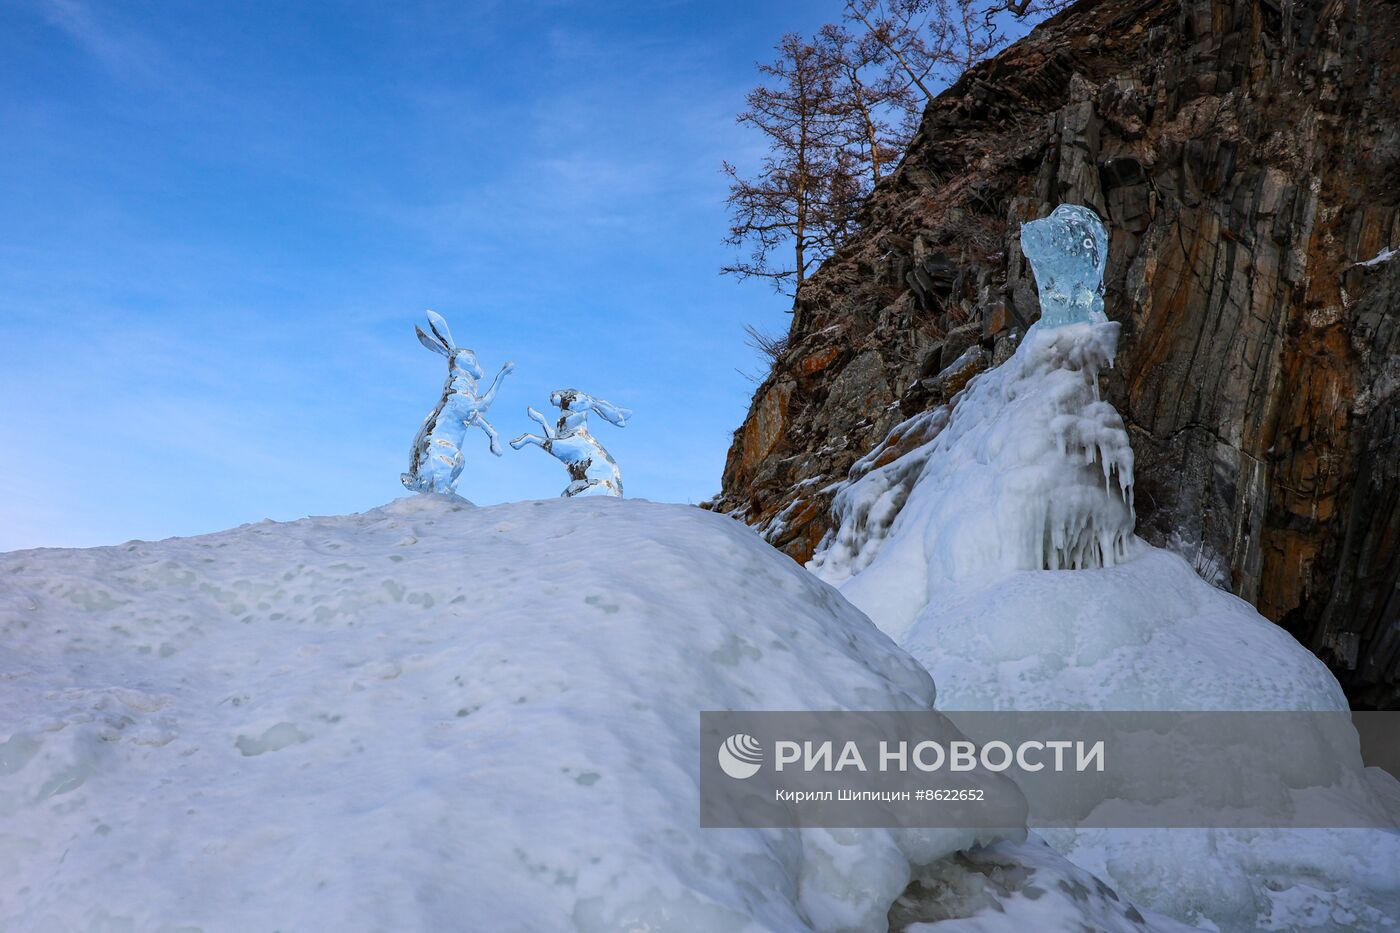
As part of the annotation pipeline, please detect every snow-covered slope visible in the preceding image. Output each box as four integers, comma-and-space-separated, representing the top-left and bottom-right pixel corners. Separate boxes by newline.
901, 547, 1349, 713
0, 495, 1185, 933
810, 321, 1400, 931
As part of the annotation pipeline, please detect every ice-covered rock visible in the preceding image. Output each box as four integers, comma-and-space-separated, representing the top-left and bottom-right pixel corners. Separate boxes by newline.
813, 320, 1134, 643
892, 835, 1199, 933
810, 311, 1400, 931
808, 408, 949, 588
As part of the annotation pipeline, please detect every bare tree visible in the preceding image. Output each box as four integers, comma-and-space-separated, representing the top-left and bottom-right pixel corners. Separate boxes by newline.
818, 144, 868, 253
722, 33, 855, 297
989, 0, 1075, 15
817, 23, 920, 187
844, 0, 1070, 96
843, 0, 939, 100
744, 324, 790, 362
924, 0, 1005, 80
736, 324, 793, 383
723, 1, 1073, 301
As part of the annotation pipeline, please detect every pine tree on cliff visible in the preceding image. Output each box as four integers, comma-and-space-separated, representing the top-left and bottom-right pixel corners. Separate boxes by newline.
721, 33, 852, 298
722, 1, 1072, 303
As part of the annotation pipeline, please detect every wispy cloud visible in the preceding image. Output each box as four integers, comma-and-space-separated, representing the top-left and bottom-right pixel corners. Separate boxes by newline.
38, 0, 161, 80
1, 0, 798, 549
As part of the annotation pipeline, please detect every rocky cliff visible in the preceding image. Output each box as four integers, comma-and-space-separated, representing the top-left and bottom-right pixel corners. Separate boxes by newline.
710, 0, 1400, 708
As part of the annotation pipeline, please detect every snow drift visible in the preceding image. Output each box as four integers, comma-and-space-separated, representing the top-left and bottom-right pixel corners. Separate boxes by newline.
0, 495, 1182, 932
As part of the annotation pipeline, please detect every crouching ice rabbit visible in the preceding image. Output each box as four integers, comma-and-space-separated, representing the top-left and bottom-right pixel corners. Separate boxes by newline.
509, 390, 631, 497
401, 310, 514, 495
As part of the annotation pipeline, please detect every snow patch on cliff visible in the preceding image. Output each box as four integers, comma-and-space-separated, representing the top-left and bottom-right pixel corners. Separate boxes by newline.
809, 407, 949, 587
1356, 245, 1396, 267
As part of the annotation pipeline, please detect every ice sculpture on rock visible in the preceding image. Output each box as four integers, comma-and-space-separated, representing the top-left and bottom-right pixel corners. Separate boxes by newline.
811, 203, 1131, 617
808, 207, 1400, 932
401, 311, 514, 495
510, 389, 630, 497
1021, 203, 1108, 327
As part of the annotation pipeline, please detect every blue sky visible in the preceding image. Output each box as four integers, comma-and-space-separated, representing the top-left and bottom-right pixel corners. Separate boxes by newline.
0, 0, 862, 551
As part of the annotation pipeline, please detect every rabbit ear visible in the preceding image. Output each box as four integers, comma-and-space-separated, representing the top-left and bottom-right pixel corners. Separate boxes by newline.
589, 398, 631, 426
425, 310, 456, 351
415, 324, 451, 357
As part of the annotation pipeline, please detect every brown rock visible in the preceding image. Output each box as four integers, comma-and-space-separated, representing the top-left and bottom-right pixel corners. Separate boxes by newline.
983, 302, 1013, 337
726, 379, 793, 503
798, 346, 841, 378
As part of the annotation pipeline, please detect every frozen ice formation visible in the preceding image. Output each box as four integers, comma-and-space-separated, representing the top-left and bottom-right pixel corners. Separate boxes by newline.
1020, 203, 1108, 328
806, 407, 949, 588
401, 311, 514, 495
808, 252, 1400, 930
510, 389, 631, 497
813, 205, 1126, 607
811, 319, 1135, 639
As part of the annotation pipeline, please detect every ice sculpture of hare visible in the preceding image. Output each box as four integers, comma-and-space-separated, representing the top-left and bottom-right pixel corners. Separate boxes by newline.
401, 311, 514, 494
510, 390, 631, 497
1019, 203, 1108, 327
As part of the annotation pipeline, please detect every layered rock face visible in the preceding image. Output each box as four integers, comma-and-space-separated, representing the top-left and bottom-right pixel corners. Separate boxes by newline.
710, 0, 1400, 707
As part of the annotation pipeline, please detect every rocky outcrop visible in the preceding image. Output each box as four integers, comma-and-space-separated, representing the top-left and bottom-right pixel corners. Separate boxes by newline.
710, 0, 1400, 707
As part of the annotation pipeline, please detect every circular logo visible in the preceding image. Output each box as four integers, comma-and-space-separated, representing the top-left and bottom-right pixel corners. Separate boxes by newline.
718, 733, 763, 779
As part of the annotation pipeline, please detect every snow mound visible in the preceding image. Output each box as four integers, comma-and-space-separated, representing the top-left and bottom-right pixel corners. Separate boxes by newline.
904, 547, 1348, 713
906, 552, 1400, 931
1, 495, 1039, 932
812, 320, 1400, 931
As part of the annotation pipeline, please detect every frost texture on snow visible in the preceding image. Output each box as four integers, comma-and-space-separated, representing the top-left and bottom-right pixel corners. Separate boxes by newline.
510, 389, 630, 497
810, 309, 1400, 931
1020, 204, 1108, 328
401, 311, 514, 494
3, 496, 1078, 933
812, 320, 1134, 642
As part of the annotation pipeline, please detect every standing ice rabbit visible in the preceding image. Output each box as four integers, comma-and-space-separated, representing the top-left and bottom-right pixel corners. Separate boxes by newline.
509, 390, 631, 497
401, 311, 514, 495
